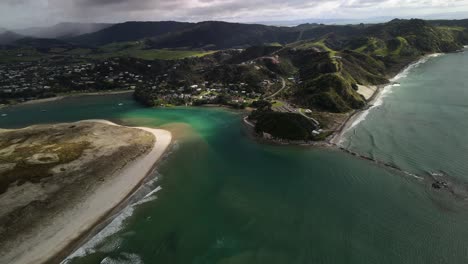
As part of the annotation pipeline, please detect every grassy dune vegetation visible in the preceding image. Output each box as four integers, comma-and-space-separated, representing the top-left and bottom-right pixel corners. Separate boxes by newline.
0, 137, 90, 194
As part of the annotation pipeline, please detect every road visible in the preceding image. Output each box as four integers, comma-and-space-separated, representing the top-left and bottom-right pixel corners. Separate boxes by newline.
273, 101, 321, 127
265, 77, 286, 99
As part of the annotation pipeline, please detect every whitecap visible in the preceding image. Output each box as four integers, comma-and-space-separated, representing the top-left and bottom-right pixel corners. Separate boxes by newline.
100, 252, 144, 264
62, 205, 136, 263
131, 186, 162, 206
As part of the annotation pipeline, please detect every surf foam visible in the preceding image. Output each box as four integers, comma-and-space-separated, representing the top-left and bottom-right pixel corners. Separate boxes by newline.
61, 183, 163, 263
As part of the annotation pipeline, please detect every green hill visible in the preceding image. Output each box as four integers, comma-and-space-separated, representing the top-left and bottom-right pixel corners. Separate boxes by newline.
4, 19, 468, 116
69, 21, 193, 46
147, 21, 297, 50
0, 31, 24, 45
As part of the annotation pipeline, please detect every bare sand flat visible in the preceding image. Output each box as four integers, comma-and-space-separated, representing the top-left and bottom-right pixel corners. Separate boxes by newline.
0, 120, 171, 264
19, 90, 132, 105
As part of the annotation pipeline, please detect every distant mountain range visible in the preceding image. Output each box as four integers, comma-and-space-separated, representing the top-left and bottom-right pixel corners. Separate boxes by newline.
257, 12, 468, 26
1, 19, 467, 50
66, 20, 359, 48
0, 22, 112, 45
15, 22, 113, 39
0, 31, 24, 45
67, 21, 193, 46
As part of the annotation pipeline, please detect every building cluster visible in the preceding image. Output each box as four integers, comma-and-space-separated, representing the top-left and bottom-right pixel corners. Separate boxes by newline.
0, 57, 278, 107
0, 59, 150, 101
0, 62, 51, 95
146, 77, 265, 105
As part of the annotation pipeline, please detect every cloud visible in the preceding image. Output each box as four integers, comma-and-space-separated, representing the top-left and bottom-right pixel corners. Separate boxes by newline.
1, 0, 468, 28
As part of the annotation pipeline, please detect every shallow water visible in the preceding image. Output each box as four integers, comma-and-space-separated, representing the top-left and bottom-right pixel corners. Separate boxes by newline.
1, 51, 468, 264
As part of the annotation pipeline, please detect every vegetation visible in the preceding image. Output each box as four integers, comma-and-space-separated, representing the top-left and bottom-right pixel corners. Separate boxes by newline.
118, 19, 468, 115
0, 40, 216, 63
249, 110, 318, 141
2, 18, 468, 141
0, 139, 90, 194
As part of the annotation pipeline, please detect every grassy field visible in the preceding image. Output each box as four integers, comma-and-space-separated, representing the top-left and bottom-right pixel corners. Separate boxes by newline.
272, 100, 285, 108
353, 36, 410, 57
97, 48, 217, 60
266, 42, 283, 47
0, 48, 47, 63
0, 40, 217, 63
94, 41, 217, 60
293, 39, 337, 56
437, 26, 466, 32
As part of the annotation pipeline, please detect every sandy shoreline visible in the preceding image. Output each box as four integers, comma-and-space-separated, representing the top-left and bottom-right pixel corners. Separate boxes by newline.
2, 120, 172, 264
329, 53, 444, 145
329, 83, 386, 145
17, 90, 133, 106
242, 53, 445, 148
356, 84, 377, 100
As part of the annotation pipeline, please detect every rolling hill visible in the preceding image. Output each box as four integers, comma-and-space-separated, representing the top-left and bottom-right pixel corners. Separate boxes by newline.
2, 18, 468, 115
147, 21, 298, 49
65, 19, 468, 51
0, 31, 24, 45
69, 21, 193, 46
16, 23, 113, 39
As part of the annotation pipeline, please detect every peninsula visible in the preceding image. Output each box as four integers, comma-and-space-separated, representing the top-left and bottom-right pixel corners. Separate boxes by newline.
0, 121, 171, 264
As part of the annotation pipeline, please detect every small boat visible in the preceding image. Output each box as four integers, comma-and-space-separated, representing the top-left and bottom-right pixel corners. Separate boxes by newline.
1, 114, 7, 117
41, 109, 47, 112
118, 103, 124, 106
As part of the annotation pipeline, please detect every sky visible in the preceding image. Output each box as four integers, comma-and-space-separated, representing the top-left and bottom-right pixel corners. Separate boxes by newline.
1, 0, 468, 29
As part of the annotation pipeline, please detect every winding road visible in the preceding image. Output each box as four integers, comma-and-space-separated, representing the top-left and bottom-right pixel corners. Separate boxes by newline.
265, 77, 286, 99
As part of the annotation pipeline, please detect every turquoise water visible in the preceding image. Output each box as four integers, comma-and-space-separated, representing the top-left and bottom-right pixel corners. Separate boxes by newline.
1, 52, 468, 264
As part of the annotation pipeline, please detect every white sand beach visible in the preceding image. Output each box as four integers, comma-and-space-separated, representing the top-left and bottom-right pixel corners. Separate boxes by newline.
356, 84, 377, 100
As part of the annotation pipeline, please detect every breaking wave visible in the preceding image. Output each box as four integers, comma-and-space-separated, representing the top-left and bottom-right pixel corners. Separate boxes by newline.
61, 177, 163, 263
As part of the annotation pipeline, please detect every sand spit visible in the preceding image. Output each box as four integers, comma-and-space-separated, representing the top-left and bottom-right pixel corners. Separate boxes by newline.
0, 120, 172, 264
19, 90, 133, 105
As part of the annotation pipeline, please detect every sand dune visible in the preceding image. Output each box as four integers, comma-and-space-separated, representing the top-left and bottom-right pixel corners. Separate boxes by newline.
0, 120, 172, 264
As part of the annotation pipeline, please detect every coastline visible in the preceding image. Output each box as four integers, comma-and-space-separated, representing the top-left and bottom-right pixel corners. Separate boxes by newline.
16, 90, 133, 106
242, 53, 445, 148
4, 120, 172, 264
328, 83, 386, 145
242, 116, 332, 148
328, 53, 444, 146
